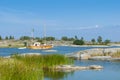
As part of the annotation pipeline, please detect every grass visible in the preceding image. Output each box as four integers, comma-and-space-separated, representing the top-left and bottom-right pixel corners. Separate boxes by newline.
13, 54, 73, 70
0, 58, 43, 80
0, 54, 73, 80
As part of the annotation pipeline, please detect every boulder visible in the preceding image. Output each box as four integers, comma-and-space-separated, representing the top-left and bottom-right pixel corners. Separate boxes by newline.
80, 54, 91, 60
89, 65, 103, 69
89, 56, 112, 60
55, 65, 103, 72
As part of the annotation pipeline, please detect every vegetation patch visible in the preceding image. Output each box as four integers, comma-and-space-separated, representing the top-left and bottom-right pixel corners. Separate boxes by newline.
0, 54, 73, 80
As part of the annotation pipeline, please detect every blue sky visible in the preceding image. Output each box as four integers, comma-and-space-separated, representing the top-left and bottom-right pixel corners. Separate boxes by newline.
0, 0, 120, 41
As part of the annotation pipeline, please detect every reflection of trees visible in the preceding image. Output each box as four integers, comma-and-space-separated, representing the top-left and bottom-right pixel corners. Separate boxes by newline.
44, 70, 74, 80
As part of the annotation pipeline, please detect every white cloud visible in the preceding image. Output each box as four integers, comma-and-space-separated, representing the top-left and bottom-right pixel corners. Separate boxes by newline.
52, 25, 100, 31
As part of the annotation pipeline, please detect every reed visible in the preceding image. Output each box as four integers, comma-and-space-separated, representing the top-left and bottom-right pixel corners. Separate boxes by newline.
0, 54, 73, 80
0, 58, 43, 80
13, 54, 74, 69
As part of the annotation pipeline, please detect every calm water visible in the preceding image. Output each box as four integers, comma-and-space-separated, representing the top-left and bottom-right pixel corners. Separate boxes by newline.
0, 46, 119, 56
44, 60, 120, 80
0, 46, 120, 80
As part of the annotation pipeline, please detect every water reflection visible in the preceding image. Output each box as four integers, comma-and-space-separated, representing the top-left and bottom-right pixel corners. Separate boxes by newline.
44, 70, 74, 80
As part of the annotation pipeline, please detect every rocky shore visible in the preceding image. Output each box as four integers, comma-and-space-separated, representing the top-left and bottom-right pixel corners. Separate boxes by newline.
66, 48, 120, 61
54, 65, 103, 72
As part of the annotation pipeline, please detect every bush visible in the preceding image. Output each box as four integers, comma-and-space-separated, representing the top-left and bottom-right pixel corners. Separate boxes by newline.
73, 40, 85, 45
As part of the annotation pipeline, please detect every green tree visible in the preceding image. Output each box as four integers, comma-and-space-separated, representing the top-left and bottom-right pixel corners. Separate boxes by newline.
68, 37, 75, 41
46, 37, 55, 41
73, 40, 85, 45
35, 37, 41, 40
5, 36, 8, 40
0, 36, 2, 40
9, 36, 14, 40
61, 36, 68, 41
97, 36, 102, 44
91, 38, 96, 44
104, 39, 111, 45
20, 36, 31, 40
74, 35, 78, 40
80, 37, 84, 41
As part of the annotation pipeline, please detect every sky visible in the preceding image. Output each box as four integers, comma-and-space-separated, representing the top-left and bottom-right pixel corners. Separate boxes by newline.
0, 0, 120, 41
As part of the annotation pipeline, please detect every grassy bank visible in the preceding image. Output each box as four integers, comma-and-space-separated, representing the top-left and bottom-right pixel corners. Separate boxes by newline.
0, 54, 73, 80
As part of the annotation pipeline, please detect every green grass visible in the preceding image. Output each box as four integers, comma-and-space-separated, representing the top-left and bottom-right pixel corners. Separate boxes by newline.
13, 54, 73, 69
0, 58, 43, 80
0, 54, 73, 80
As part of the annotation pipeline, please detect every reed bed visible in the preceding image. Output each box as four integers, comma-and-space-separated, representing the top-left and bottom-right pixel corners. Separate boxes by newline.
13, 54, 73, 69
0, 54, 73, 80
0, 58, 43, 80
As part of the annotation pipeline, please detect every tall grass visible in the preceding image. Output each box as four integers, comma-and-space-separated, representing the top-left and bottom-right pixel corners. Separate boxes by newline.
0, 58, 43, 80
13, 54, 73, 69
0, 54, 73, 80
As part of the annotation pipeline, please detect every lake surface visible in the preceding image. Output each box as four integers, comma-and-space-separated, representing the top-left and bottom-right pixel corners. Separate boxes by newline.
44, 60, 120, 80
0, 46, 120, 56
0, 46, 120, 80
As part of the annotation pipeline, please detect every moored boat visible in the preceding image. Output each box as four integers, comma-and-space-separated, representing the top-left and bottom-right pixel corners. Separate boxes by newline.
27, 42, 53, 49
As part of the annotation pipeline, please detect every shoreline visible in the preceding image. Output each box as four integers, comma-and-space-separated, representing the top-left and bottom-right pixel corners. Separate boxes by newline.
0, 40, 120, 48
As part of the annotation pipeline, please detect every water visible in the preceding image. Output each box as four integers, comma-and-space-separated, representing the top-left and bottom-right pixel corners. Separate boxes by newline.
0, 46, 120, 80
0, 46, 119, 56
44, 60, 120, 80
0, 46, 93, 56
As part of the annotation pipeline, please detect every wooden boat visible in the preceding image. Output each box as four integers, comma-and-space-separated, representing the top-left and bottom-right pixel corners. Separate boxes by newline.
27, 42, 53, 49
27, 26, 53, 49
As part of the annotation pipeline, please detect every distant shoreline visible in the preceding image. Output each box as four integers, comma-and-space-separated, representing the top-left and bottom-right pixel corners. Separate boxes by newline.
0, 40, 120, 48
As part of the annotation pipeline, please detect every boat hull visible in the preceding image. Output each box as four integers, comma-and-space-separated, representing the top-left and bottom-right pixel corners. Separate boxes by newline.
27, 45, 53, 49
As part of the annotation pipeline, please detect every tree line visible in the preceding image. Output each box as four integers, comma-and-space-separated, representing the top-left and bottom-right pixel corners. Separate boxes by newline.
0, 36, 14, 40
0, 35, 111, 45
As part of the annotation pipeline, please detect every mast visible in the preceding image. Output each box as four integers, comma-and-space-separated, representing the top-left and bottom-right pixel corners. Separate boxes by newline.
44, 24, 46, 44
31, 28, 34, 42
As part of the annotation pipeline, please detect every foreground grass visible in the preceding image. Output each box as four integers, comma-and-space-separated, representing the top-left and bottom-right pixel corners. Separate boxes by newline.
0, 58, 43, 80
0, 54, 73, 80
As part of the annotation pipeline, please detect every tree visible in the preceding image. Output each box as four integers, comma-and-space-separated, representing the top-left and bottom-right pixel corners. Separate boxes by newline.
0, 36, 2, 40
97, 36, 102, 44
5, 36, 8, 40
46, 37, 55, 41
35, 37, 41, 40
91, 38, 96, 44
80, 37, 84, 41
68, 37, 75, 41
73, 39, 85, 45
74, 35, 78, 40
61, 36, 68, 41
20, 36, 31, 40
9, 36, 14, 40
104, 39, 111, 45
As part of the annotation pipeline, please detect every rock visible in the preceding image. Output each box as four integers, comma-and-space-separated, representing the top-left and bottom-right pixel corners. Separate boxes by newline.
66, 48, 120, 60
20, 53, 41, 56
89, 56, 112, 60
80, 54, 91, 60
89, 65, 103, 69
55, 65, 103, 72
